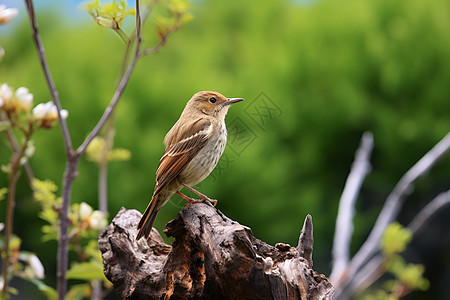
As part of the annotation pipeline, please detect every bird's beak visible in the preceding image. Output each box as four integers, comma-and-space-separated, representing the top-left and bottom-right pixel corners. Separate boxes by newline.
221, 98, 245, 107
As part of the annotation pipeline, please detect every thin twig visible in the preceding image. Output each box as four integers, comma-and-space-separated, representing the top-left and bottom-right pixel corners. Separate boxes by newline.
5, 128, 34, 183
139, 35, 167, 57
334, 131, 450, 298
118, 39, 133, 85
344, 255, 385, 298
24, 0, 73, 156
1, 130, 33, 298
98, 117, 115, 212
408, 189, 450, 233
330, 132, 373, 284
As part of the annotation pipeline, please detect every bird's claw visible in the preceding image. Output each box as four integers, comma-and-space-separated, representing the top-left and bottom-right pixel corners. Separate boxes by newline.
183, 197, 218, 208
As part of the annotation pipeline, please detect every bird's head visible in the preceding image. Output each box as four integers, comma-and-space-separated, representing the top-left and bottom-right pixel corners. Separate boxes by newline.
186, 91, 244, 120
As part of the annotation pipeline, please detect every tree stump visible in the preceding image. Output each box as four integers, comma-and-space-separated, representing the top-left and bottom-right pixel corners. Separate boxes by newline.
99, 204, 334, 299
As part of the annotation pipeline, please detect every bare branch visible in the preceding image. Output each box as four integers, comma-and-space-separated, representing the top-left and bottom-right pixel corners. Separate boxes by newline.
330, 132, 373, 283
342, 255, 385, 298
139, 35, 168, 57
24, 0, 73, 155
334, 131, 450, 298
339, 189, 450, 298
408, 189, 450, 233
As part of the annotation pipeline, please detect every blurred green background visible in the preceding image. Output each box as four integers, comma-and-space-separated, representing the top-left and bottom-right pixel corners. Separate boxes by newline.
1, 0, 450, 298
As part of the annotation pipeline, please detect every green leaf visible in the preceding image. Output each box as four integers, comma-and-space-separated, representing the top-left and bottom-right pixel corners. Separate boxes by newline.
66, 283, 90, 300
0, 120, 11, 132
381, 222, 412, 256
84, 240, 103, 262
86, 136, 106, 164
7, 286, 19, 295
29, 278, 58, 300
399, 263, 430, 291
107, 148, 131, 162
0, 187, 7, 201
66, 261, 105, 280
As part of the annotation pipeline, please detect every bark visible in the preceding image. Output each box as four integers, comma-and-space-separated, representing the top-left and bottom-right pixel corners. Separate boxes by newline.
99, 204, 334, 299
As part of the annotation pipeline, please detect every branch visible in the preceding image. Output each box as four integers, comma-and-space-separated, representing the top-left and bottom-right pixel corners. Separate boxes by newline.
1, 130, 33, 298
76, 0, 142, 155
330, 132, 373, 283
24, 0, 73, 156
5, 128, 34, 183
334, 131, 450, 298
407, 189, 450, 233
338, 189, 450, 298
138, 35, 168, 57
99, 206, 334, 299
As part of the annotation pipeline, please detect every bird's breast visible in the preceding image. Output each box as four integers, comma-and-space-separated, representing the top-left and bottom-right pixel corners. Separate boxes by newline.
178, 122, 227, 186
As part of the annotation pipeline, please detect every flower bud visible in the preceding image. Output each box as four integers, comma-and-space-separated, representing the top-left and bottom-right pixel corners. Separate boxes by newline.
32, 101, 68, 128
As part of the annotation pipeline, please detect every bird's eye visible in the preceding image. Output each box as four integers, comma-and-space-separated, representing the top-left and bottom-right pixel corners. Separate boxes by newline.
209, 97, 217, 104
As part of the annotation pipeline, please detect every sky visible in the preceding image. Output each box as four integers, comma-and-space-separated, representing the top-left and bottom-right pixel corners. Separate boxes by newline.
0, 0, 90, 34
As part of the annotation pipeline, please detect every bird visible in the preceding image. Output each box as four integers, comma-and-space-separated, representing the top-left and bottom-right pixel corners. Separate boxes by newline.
136, 91, 244, 240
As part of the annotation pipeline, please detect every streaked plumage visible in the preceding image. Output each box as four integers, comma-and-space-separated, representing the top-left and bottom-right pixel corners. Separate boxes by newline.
136, 91, 244, 240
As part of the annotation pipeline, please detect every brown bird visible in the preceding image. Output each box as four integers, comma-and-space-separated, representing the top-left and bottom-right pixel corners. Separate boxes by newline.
136, 91, 244, 240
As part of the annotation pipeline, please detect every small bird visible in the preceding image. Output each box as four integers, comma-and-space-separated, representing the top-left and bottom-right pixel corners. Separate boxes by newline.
136, 91, 244, 240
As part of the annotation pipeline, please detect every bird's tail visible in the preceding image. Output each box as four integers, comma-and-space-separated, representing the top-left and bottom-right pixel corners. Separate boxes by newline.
136, 194, 160, 240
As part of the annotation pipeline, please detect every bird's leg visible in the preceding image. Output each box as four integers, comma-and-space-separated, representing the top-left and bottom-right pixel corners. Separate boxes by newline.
176, 191, 202, 206
179, 183, 218, 206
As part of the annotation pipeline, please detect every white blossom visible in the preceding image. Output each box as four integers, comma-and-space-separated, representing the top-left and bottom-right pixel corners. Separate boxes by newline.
0, 83, 13, 105
32, 101, 68, 128
0, 5, 18, 24
15, 87, 33, 111
32, 101, 57, 119
28, 254, 45, 279
90, 210, 107, 230
79, 202, 93, 218
96, 16, 116, 29
24, 140, 35, 158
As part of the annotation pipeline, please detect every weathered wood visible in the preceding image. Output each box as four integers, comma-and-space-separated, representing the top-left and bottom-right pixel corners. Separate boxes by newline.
99, 204, 334, 299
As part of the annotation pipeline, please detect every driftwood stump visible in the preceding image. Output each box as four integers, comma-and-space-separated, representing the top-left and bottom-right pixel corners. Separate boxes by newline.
99, 204, 334, 299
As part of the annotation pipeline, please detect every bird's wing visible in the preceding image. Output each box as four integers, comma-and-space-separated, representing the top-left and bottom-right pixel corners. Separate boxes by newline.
153, 118, 212, 196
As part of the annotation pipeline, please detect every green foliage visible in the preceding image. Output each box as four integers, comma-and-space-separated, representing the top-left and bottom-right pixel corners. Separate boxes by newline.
66, 261, 104, 280
0, 234, 53, 299
0, 187, 7, 201
364, 290, 398, 300
363, 223, 429, 299
86, 136, 131, 165
79, 0, 136, 30
28, 278, 58, 300
1, 0, 449, 298
154, 0, 193, 38
32, 179, 61, 241
31, 179, 109, 297
381, 222, 412, 257
65, 284, 91, 300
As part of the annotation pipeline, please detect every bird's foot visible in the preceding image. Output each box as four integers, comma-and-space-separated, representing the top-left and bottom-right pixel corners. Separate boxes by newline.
177, 191, 218, 208
199, 196, 218, 207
